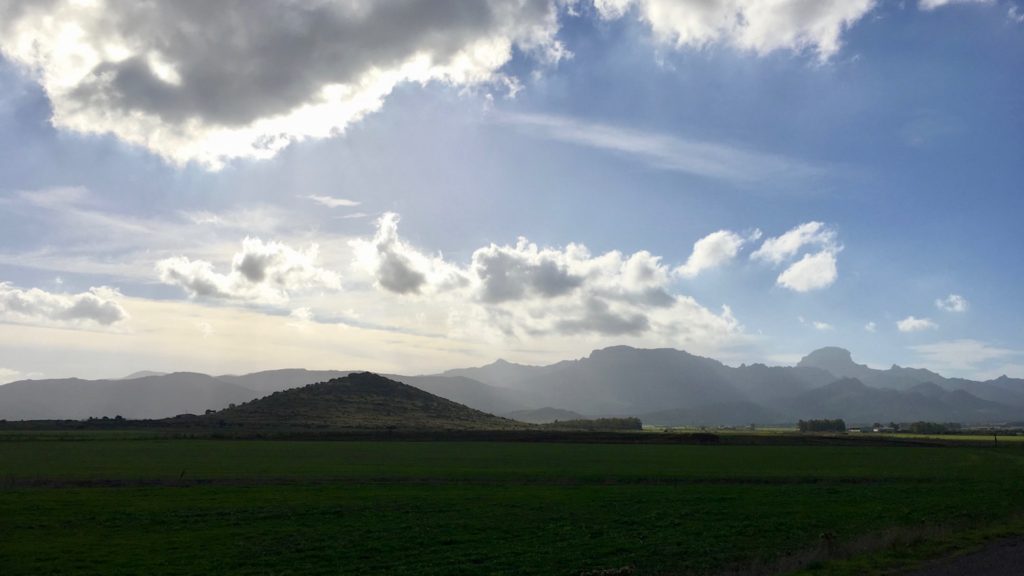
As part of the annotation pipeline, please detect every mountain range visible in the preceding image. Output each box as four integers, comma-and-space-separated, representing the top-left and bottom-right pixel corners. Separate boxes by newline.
1, 346, 1022, 425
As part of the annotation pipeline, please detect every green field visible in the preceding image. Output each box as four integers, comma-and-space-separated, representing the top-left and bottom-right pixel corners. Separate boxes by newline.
2, 437, 1024, 575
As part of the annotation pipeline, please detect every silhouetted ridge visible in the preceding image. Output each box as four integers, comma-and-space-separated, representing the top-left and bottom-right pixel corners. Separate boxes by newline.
211, 372, 523, 430
797, 347, 872, 379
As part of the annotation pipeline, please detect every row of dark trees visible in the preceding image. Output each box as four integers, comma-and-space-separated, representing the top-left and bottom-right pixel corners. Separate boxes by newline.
798, 418, 846, 432
544, 417, 643, 431
906, 421, 962, 434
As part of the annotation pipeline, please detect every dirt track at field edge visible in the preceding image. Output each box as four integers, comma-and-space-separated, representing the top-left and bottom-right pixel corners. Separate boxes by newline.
901, 536, 1024, 576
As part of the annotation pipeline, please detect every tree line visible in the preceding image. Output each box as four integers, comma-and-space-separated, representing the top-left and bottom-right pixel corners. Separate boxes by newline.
798, 419, 846, 432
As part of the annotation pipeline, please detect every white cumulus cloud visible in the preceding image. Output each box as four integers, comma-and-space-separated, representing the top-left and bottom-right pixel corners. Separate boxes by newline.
752, 221, 840, 293
352, 213, 743, 343
0, 282, 129, 326
593, 0, 877, 59
351, 213, 468, 295
157, 237, 341, 305
0, 1, 898, 167
0, 0, 566, 168
675, 229, 756, 278
897, 316, 938, 333
776, 250, 838, 292
935, 293, 968, 312
751, 221, 837, 264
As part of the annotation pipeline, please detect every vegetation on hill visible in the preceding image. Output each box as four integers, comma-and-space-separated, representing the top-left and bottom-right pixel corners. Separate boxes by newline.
207, 372, 525, 430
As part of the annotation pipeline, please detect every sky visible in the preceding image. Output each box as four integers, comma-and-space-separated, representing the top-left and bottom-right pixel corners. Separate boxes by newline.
0, 0, 1022, 382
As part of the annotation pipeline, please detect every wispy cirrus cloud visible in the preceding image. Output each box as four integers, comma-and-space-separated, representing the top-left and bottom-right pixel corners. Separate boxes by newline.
305, 195, 361, 208
910, 339, 1020, 377
496, 112, 822, 185
918, 0, 993, 11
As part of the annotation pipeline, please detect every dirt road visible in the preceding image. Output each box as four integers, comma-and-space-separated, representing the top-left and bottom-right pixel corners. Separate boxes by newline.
904, 536, 1024, 575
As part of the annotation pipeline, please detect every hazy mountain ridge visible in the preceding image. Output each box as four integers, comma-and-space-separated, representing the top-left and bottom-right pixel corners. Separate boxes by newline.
0, 373, 256, 420
435, 346, 1024, 425
0, 368, 526, 421
1, 346, 1022, 424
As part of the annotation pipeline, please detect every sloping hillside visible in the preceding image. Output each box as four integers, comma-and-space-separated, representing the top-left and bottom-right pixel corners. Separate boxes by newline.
209, 372, 525, 430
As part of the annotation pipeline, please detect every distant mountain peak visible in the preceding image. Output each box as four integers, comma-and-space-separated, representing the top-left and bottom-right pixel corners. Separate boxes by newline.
797, 347, 871, 379
799, 346, 854, 366
120, 370, 167, 380
479, 358, 535, 370
593, 345, 639, 354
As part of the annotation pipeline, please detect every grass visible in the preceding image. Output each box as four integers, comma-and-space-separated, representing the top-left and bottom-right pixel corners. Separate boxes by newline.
2, 436, 1024, 575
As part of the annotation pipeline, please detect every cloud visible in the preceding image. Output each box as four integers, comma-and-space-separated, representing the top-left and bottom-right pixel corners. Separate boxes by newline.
798, 316, 833, 331
0, 367, 23, 384
910, 339, 1019, 374
751, 221, 837, 264
353, 213, 743, 343
0, 0, 566, 168
776, 250, 838, 292
0, 366, 43, 384
593, 0, 877, 59
15, 186, 92, 208
305, 195, 361, 208
935, 293, 968, 313
0, 1, 886, 168
750, 222, 840, 292
472, 240, 585, 303
675, 230, 757, 278
0, 282, 128, 326
918, 0, 993, 10
352, 213, 467, 295
157, 237, 341, 304
554, 297, 650, 335
499, 112, 820, 184
865, 321, 877, 333
897, 316, 938, 332
196, 321, 214, 339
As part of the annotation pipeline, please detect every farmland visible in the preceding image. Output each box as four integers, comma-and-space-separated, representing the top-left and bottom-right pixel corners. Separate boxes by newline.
2, 435, 1024, 575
